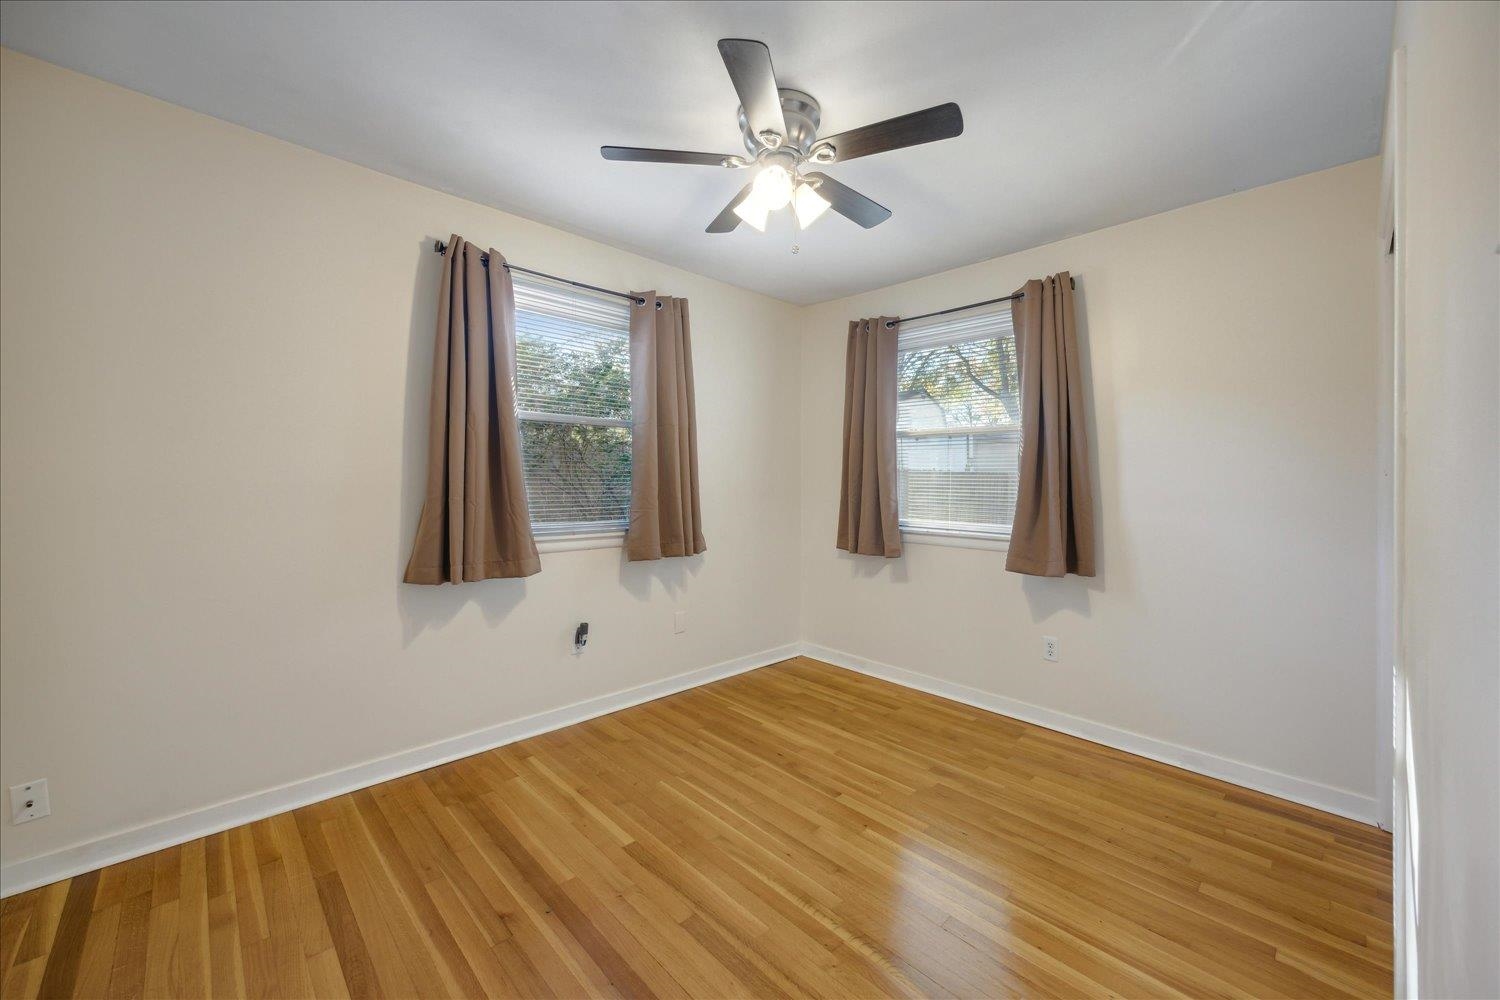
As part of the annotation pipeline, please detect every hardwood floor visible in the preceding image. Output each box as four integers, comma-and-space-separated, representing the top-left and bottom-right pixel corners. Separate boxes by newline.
0, 657, 1392, 999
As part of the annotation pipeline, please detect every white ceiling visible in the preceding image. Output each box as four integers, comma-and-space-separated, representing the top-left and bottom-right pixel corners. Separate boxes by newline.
0, 1, 1392, 304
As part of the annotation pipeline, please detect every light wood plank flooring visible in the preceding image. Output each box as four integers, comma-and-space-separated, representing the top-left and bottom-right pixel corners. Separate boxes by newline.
1, 657, 1392, 998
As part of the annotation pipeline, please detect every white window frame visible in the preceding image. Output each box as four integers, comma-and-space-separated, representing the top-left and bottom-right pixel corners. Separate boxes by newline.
511, 275, 633, 548
533, 528, 626, 553
895, 306, 1019, 550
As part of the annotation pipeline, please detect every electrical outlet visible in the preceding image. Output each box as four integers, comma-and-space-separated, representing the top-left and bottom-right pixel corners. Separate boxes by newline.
10, 779, 49, 825
1043, 636, 1060, 662
673, 611, 687, 635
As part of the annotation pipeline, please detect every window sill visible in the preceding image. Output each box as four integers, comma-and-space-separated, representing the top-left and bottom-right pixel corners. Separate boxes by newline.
900, 528, 1010, 552
534, 530, 625, 553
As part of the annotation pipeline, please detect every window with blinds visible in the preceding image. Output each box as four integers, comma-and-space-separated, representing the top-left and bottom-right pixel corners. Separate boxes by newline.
512, 275, 632, 534
896, 304, 1020, 537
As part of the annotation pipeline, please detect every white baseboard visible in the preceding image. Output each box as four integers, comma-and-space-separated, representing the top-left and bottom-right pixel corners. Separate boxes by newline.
0, 643, 801, 898
797, 642, 1382, 827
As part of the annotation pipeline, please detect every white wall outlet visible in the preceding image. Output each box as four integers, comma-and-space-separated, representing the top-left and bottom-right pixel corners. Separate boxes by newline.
1043, 636, 1060, 662
10, 779, 49, 824
673, 611, 687, 635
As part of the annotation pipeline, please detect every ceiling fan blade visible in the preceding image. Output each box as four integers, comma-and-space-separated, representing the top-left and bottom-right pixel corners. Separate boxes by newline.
803, 173, 892, 229
717, 39, 787, 142
706, 182, 755, 233
601, 146, 736, 166
810, 103, 963, 163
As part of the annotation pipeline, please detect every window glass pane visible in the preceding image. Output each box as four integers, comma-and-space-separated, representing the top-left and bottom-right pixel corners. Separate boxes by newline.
514, 281, 631, 421
520, 421, 632, 528
897, 430, 1019, 531
896, 337, 1019, 430
510, 275, 632, 532
895, 307, 1019, 536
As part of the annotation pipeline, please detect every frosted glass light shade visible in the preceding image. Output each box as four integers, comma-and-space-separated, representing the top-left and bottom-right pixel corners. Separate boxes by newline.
752, 164, 794, 210
793, 182, 830, 228
732, 191, 770, 231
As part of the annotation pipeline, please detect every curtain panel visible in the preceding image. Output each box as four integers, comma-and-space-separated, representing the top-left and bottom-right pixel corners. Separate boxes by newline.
1006, 272, 1095, 577
836, 317, 902, 557
625, 293, 707, 561
403, 235, 541, 583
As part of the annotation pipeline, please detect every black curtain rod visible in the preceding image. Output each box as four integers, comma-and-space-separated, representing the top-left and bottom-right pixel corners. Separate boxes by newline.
885, 275, 1077, 329
433, 240, 646, 306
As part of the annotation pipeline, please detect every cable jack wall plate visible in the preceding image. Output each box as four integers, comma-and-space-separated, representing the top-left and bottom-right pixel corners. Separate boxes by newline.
10, 779, 49, 824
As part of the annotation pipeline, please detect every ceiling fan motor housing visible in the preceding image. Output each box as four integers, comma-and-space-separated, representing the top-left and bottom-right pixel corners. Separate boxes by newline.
739, 89, 822, 157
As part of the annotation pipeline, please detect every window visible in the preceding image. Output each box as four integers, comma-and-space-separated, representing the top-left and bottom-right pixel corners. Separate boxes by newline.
896, 304, 1019, 538
512, 275, 632, 535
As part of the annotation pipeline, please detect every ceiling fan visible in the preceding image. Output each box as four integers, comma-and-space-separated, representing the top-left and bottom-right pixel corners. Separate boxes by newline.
601, 39, 963, 234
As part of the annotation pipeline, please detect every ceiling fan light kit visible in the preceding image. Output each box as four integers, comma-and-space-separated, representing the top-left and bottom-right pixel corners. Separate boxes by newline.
602, 39, 963, 236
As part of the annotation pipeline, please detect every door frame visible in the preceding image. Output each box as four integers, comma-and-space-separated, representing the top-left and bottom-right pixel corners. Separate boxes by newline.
1378, 43, 1416, 1000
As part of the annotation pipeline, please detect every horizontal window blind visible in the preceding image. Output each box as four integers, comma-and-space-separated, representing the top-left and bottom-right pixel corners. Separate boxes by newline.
512, 275, 632, 532
513, 279, 632, 422
896, 304, 1019, 536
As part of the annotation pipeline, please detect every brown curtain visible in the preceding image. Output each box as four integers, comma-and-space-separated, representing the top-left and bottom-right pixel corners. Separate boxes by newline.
1006, 273, 1095, 577
836, 317, 902, 557
403, 235, 540, 583
625, 293, 706, 561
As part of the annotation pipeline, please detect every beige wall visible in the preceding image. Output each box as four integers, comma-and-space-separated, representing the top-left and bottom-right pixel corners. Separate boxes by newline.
797, 160, 1384, 817
1389, 2, 1499, 996
0, 50, 802, 871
